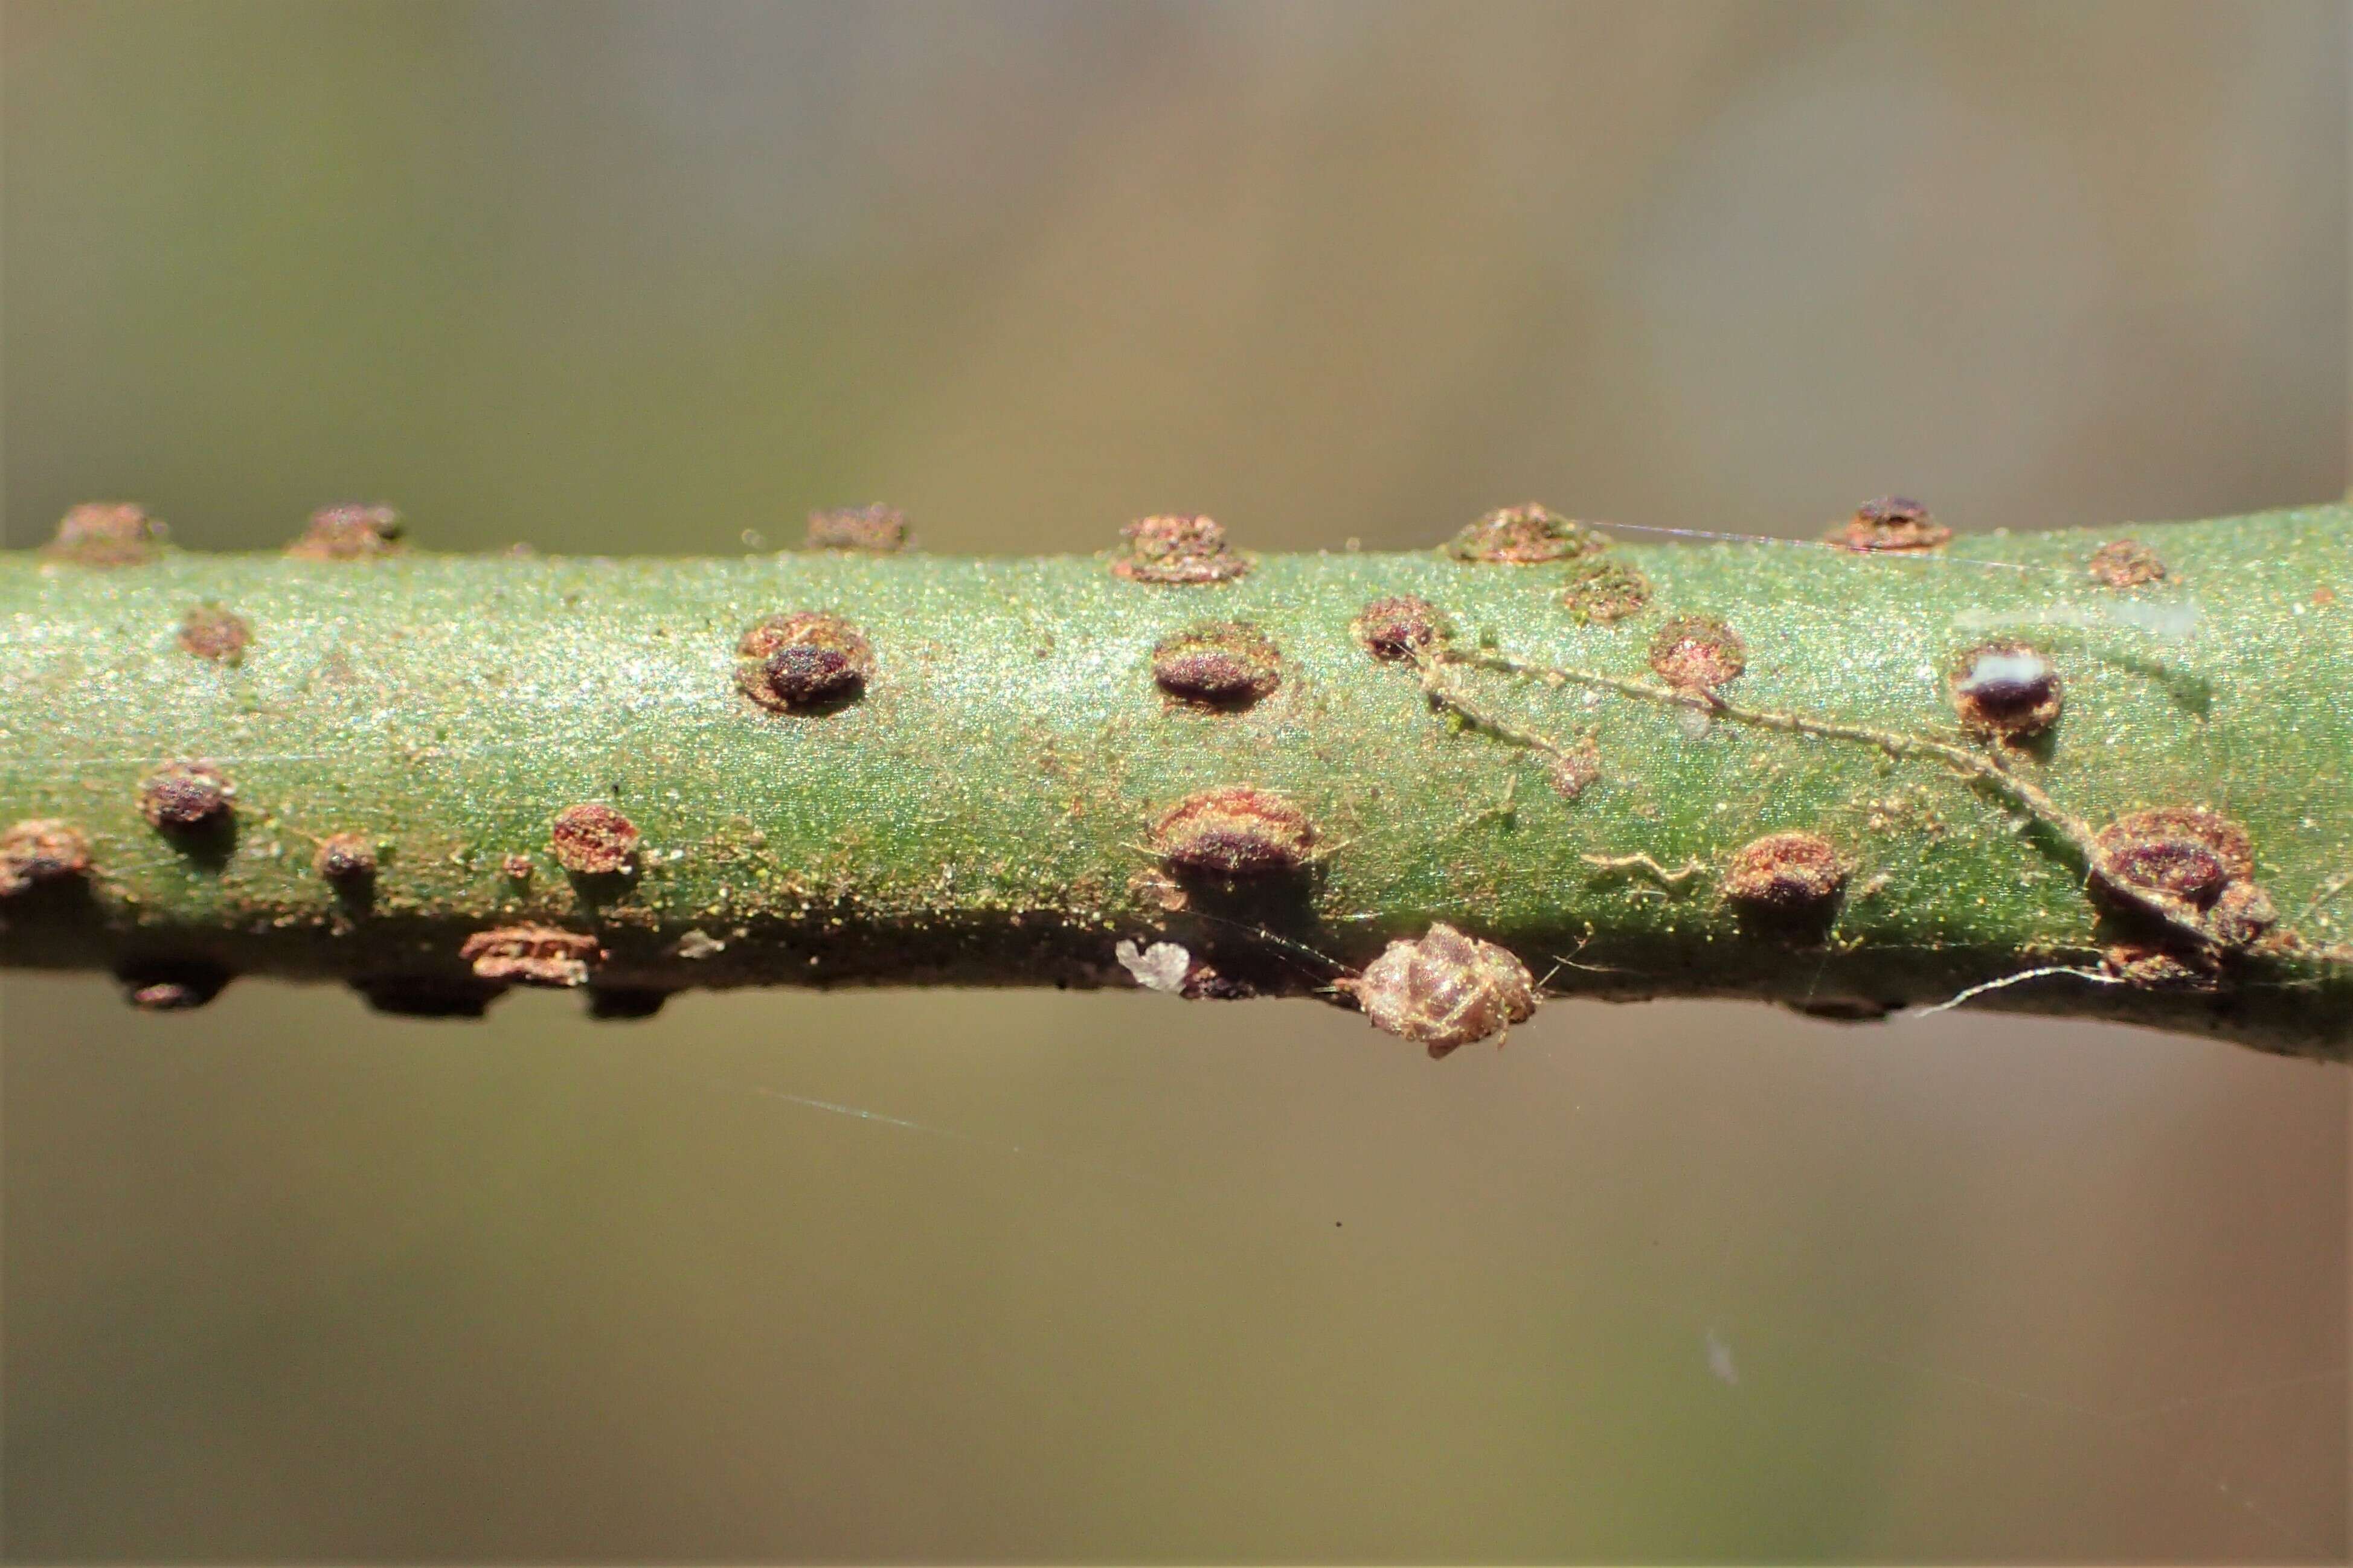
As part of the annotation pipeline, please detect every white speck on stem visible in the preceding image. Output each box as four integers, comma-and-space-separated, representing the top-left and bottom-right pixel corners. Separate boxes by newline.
1116, 939, 1191, 994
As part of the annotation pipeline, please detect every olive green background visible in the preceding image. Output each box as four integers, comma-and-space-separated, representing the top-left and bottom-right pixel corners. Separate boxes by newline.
3, 2, 2348, 1561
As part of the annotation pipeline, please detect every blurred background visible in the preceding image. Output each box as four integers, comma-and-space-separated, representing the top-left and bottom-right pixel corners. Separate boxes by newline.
3, 1, 2347, 1561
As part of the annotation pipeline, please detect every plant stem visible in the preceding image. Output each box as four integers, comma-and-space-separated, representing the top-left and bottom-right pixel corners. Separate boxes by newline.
2, 505, 2348, 1058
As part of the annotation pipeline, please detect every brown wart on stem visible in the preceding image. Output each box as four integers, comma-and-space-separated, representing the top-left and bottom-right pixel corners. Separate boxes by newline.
1447, 503, 1603, 564
1111, 514, 1250, 584
1721, 831, 1847, 919
1648, 615, 1746, 694
736, 610, 873, 712
0, 819, 92, 897
1559, 558, 1652, 623
459, 924, 602, 988
1150, 622, 1281, 709
312, 832, 377, 889
1828, 496, 1951, 553
138, 761, 235, 833
1151, 787, 1316, 878
287, 504, 404, 560
1949, 641, 2063, 740
176, 604, 252, 665
2087, 539, 2169, 588
2092, 807, 2252, 909
499, 853, 534, 882
43, 502, 163, 568
804, 504, 910, 553
1338, 923, 1537, 1058
1353, 595, 1452, 661
549, 802, 638, 877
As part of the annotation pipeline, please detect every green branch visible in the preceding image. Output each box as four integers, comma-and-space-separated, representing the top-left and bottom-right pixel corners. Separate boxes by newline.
3, 501, 2348, 1060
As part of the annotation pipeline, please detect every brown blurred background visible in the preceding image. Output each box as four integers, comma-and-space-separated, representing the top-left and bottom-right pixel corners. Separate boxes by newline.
2, 1, 2348, 1560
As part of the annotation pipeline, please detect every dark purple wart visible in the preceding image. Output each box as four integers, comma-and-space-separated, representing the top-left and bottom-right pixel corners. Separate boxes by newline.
1150, 787, 1315, 878
737, 610, 874, 712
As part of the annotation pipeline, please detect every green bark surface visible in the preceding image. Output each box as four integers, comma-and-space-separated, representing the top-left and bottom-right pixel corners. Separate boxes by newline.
2, 507, 2348, 1055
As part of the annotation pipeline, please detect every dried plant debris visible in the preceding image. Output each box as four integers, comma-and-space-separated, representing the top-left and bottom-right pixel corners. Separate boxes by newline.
460, 925, 602, 987
1340, 923, 1536, 1058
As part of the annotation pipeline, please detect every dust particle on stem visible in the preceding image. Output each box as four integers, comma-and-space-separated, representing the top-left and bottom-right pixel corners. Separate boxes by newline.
550, 802, 639, 876
1340, 923, 1536, 1058
1950, 641, 2062, 739
1151, 622, 1281, 708
1722, 831, 1847, 917
1648, 615, 1746, 693
177, 604, 252, 664
1353, 595, 1451, 661
138, 761, 234, 833
1559, 558, 1651, 623
460, 924, 602, 988
736, 610, 873, 712
1447, 503, 1603, 564
1151, 787, 1315, 878
287, 504, 404, 560
0, 819, 91, 897
805, 504, 909, 553
1111, 514, 1250, 584
43, 502, 162, 567
2087, 539, 2168, 588
1828, 496, 1950, 552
